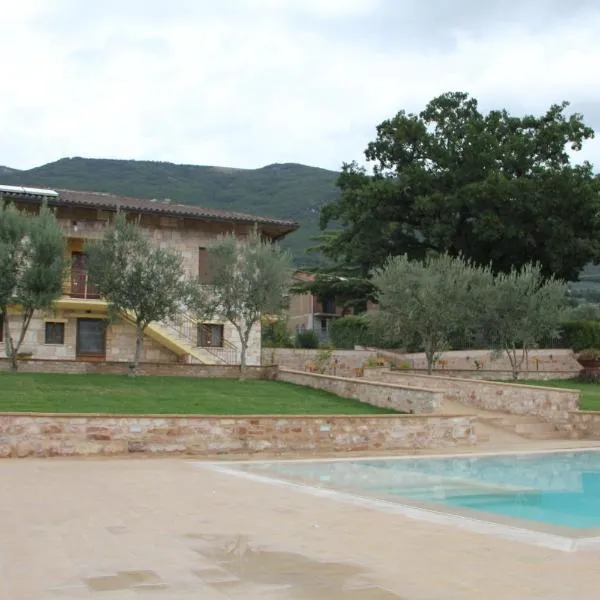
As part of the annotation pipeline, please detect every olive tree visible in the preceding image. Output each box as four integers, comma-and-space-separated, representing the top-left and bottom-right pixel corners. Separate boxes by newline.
0, 202, 67, 371
482, 263, 568, 380
194, 229, 292, 373
86, 213, 194, 374
371, 253, 492, 373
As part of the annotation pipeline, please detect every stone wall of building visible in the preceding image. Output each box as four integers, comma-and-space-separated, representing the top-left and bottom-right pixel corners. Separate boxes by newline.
277, 368, 443, 414
0, 358, 277, 379
364, 370, 579, 426
0, 412, 476, 458
263, 349, 378, 375
0, 313, 178, 363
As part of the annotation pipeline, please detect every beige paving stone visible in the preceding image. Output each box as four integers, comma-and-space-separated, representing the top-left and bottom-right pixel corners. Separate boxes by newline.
1, 455, 600, 600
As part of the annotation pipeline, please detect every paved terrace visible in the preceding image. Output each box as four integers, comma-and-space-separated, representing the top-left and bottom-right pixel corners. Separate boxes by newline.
2, 448, 600, 600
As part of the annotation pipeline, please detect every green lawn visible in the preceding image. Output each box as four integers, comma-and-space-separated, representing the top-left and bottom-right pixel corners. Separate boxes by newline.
0, 373, 394, 415
520, 379, 600, 411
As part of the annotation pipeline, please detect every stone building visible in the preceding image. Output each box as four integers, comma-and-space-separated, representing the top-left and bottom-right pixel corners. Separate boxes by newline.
0, 185, 297, 366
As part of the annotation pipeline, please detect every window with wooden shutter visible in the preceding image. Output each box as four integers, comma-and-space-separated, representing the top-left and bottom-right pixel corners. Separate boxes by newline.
198, 247, 215, 283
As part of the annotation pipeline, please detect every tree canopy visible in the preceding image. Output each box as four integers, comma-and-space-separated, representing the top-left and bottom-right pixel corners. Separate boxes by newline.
481, 263, 568, 380
320, 92, 600, 283
0, 203, 67, 370
371, 253, 491, 373
86, 213, 192, 372
193, 229, 293, 371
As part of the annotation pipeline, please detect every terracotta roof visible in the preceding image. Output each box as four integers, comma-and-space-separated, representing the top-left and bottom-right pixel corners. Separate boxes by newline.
0, 186, 298, 236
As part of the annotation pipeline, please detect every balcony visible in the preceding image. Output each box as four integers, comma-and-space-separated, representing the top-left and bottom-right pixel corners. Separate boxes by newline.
64, 268, 100, 299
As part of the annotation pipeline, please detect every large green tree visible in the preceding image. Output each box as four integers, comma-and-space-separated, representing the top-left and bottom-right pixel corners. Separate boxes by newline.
320, 92, 600, 282
0, 203, 67, 371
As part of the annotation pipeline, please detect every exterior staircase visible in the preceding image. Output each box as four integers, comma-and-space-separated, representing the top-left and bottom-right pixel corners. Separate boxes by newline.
121, 310, 239, 365
437, 397, 566, 446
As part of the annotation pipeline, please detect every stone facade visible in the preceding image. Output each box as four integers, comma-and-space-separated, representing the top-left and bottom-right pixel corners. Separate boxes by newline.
0, 412, 476, 458
1, 205, 264, 366
263, 349, 378, 376
0, 358, 277, 378
365, 370, 580, 426
278, 368, 443, 414
1, 312, 178, 364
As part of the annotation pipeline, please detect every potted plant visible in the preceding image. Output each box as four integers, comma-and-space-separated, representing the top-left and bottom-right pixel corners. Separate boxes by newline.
576, 349, 600, 369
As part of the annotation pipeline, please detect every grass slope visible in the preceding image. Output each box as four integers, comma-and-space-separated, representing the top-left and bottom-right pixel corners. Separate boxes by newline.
0, 157, 340, 266
0, 373, 394, 415
521, 379, 600, 411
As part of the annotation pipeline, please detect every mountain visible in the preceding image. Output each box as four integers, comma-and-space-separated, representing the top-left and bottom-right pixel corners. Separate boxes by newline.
0, 157, 340, 265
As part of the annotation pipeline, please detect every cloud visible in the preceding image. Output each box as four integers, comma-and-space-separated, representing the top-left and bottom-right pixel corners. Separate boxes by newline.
1, 0, 600, 171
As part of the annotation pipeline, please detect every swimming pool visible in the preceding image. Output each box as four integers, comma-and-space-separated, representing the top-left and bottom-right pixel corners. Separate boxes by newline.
207, 450, 600, 550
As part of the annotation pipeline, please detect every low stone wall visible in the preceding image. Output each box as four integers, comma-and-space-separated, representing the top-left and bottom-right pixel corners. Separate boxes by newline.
0, 413, 476, 458
387, 348, 581, 374
566, 411, 600, 439
397, 369, 580, 381
278, 368, 442, 414
0, 358, 277, 380
364, 370, 579, 426
262, 348, 377, 376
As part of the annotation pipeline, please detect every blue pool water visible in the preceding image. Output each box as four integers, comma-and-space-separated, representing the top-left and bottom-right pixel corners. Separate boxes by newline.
238, 451, 600, 530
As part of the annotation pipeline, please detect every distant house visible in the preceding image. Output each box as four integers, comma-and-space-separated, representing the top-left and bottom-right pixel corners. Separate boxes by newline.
287, 271, 375, 341
0, 184, 297, 366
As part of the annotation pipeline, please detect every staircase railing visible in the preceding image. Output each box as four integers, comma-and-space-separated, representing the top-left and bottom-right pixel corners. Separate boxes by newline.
160, 310, 239, 365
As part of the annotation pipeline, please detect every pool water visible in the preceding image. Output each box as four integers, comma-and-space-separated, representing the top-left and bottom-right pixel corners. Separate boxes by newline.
237, 451, 600, 530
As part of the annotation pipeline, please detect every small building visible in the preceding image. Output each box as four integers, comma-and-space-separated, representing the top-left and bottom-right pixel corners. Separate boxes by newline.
0, 185, 297, 366
287, 272, 352, 341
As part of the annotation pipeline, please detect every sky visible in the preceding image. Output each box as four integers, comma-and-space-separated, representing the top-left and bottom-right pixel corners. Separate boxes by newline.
3, 0, 600, 172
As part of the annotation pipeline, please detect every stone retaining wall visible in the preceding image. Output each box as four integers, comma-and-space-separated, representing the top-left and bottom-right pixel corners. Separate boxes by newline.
278, 368, 442, 414
566, 411, 600, 439
262, 349, 377, 376
0, 413, 476, 458
364, 370, 579, 426
0, 358, 278, 379
390, 348, 580, 373
397, 369, 580, 381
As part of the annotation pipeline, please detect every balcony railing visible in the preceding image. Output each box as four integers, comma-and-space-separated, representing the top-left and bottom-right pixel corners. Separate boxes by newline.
64, 269, 100, 299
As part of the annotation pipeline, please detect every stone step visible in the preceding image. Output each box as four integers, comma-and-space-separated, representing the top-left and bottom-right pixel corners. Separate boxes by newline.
513, 422, 559, 435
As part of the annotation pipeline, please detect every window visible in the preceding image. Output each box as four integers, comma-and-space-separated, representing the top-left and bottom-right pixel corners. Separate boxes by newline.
45, 322, 65, 345
198, 247, 211, 282
197, 324, 224, 347
321, 297, 336, 314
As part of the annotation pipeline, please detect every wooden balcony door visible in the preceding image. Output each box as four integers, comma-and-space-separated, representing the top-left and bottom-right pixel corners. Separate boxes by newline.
70, 252, 99, 299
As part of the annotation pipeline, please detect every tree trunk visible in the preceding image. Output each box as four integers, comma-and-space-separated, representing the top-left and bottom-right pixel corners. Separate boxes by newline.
5, 310, 34, 372
132, 323, 144, 376
239, 339, 247, 380
424, 337, 435, 374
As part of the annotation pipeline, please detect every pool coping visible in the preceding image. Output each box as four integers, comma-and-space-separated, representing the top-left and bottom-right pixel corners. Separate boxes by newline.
193, 447, 600, 553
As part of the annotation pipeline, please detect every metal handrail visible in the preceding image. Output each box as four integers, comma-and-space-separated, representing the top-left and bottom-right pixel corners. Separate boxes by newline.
160, 310, 239, 364
65, 268, 100, 299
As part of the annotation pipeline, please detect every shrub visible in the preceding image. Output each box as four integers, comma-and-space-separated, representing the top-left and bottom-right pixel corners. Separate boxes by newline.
315, 347, 334, 373
561, 320, 600, 352
576, 348, 600, 361
262, 320, 293, 348
578, 370, 600, 383
330, 316, 371, 349
295, 330, 320, 349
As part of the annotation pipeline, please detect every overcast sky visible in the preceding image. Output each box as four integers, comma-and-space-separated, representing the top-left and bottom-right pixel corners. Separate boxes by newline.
3, 0, 600, 172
